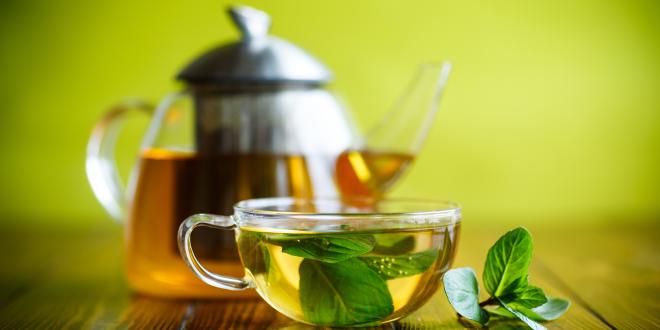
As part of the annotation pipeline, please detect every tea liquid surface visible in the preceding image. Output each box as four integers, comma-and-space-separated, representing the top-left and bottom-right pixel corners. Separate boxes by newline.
237, 224, 459, 326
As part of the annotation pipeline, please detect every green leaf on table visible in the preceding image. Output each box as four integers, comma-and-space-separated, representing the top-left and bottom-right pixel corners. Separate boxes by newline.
443, 226, 570, 327
443, 268, 489, 326
525, 297, 570, 321
508, 275, 529, 294
299, 258, 393, 326
373, 235, 415, 254
502, 285, 548, 309
271, 234, 375, 263
483, 227, 533, 297
485, 305, 516, 318
498, 299, 547, 330
360, 249, 437, 279
490, 298, 570, 321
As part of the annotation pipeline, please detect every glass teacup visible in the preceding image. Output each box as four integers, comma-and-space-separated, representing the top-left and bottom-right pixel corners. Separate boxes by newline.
178, 197, 461, 327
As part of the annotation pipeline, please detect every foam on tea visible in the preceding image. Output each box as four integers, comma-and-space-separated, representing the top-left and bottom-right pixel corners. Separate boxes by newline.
237, 224, 460, 326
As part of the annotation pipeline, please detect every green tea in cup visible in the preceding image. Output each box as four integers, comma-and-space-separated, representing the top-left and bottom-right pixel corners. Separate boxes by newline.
178, 198, 461, 327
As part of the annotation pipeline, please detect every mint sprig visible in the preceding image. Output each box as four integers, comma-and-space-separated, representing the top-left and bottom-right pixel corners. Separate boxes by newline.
443, 227, 570, 329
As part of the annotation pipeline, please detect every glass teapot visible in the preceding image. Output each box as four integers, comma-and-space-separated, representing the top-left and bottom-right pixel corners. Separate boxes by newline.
86, 5, 451, 298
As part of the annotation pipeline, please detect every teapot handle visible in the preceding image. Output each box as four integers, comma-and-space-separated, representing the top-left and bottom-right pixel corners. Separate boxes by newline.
86, 99, 153, 223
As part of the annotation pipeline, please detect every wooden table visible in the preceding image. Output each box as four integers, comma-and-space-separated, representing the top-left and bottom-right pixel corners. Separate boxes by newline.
1, 221, 657, 329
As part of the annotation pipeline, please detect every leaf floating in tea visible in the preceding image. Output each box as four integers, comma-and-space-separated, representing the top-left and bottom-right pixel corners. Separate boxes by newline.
272, 234, 376, 263
299, 258, 393, 326
360, 249, 437, 280
363, 227, 452, 279
238, 232, 270, 276
372, 235, 415, 254
435, 228, 455, 272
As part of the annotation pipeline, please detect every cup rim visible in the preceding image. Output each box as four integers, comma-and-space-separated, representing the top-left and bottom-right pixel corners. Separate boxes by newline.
233, 197, 461, 228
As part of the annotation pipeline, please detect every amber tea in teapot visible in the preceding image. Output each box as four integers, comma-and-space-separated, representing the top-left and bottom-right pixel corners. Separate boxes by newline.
127, 148, 336, 296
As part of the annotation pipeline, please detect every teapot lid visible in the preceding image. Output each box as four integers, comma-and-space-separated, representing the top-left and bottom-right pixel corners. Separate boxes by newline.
177, 5, 332, 85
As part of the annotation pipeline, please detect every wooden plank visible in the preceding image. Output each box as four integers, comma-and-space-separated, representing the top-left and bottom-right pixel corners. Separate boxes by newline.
3, 222, 653, 329
529, 221, 660, 330
112, 296, 189, 330
0, 224, 186, 329
186, 299, 285, 329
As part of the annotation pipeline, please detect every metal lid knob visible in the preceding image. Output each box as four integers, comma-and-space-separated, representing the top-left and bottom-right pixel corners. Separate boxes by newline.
177, 5, 332, 86
229, 6, 271, 40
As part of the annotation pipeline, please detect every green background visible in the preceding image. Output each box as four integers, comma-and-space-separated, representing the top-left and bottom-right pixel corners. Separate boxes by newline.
0, 0, 658, 227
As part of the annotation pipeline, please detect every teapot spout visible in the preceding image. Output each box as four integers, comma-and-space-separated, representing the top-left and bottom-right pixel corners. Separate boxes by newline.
335, 62, 451, 198
367, 61, 452, 154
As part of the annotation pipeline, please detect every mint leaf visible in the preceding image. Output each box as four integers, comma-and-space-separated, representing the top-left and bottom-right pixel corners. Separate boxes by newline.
272, 234, 375, 263
483, 227, 533, 297
528, 297, 570, 321
360, 249, 437, 279
443, 268, 489, 326
485, 306, 516, 318
489, 297, 570, 322
373, 235, 415, 254
299, 258, 393, 326
502, 286, 548, 309
436, 227, 455, 273
498, 299, 547, 330
522, 298, 571, 321
362, 228, 453, 279
237, 231, 270, 276
508, 275, 529, 294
